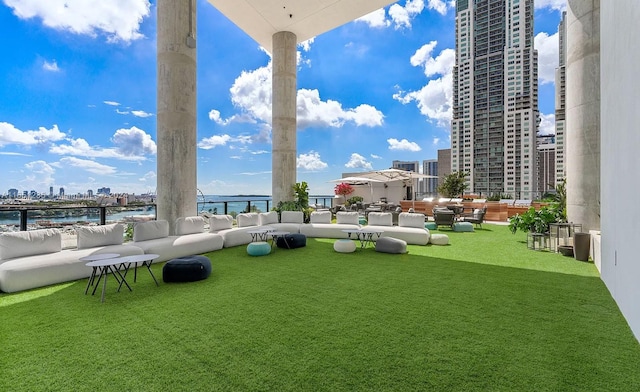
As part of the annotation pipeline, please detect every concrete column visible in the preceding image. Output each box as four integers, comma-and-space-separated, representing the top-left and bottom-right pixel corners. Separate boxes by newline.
566, 0, 600, 232
271, 31, 298, 207
157, 0, 197, 234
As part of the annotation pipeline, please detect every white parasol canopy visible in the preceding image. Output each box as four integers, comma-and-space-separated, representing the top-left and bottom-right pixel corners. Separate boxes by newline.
328, 176, 383, 184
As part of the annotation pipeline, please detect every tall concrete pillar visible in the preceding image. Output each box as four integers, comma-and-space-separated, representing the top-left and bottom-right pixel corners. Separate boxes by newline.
157, 0, 197, 234
566, 0, 600, 231
272, 31, 297, 207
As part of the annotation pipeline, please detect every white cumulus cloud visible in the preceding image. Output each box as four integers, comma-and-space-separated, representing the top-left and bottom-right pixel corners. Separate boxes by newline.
139, 171, 156, 182
394, 41, 455, 127
0, 122, 66, 147
297, 89, 384, 129
43, 59, 60, 72
355, 8, 390, 28
538, 113, 556, 135
111, 126, 157, 156
535, 0, 566, 12
357, 0, 452, 29
21, 160, 56, 190
4, 0, 151, 43
297, 151, 328, 171
198, 135, 232, 150
535, 32, 559, 85
227, 61, 384, 130
345, 153, 373, 170
49, 127, 155, 161
388, 138, 422, 152
131, 110, 153, 118
54, 157, 117, 175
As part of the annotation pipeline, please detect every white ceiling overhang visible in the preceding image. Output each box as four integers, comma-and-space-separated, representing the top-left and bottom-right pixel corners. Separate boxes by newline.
207, 0, 397, 53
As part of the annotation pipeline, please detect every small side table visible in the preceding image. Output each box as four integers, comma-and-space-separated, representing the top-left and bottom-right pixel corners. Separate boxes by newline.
80, 253, 120, 296
120, 254, 160, 286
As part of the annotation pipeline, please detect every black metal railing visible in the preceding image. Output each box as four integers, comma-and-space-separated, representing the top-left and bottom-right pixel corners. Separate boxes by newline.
1, 196, 336, 231
0, 204, 157, 231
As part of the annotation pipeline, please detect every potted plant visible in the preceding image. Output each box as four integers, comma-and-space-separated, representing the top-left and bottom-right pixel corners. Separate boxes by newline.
334, 182, 354, 205
508, 204, 565, 235
346, 195, 364, 207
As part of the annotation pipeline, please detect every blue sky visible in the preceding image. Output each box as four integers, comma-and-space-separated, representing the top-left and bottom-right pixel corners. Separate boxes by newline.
0, 0, 566, 196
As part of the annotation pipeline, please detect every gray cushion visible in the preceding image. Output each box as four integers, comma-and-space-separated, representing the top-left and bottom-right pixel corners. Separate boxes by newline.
375, 237, 407, 254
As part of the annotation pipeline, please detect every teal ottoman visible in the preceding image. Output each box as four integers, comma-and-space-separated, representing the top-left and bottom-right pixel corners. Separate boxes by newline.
247, 241, 271, 256
453, 222, 474, 232
425, 222, 437, 230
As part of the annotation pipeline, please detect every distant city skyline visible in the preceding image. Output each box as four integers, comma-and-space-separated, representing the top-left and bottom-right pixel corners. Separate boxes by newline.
0, 0, 566, 196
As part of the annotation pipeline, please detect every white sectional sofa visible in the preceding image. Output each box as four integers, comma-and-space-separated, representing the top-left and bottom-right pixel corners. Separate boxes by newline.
0, 224, 143, 293
131, 217, 223, 263
366, 212, 430, 245
299, 211, 361, 239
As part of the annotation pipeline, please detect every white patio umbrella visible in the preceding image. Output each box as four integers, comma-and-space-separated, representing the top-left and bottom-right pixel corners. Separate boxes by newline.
358, 169, 438, 207
328, 176, 382, 204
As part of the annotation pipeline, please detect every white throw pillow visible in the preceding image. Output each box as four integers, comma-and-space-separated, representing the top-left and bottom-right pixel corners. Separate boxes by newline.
399, 213, 425, 228
209, 215, 233, 231
310, 210, 331, 224
175, 216, 205, 235
281, 211, 304, 224
133, 220, 169, 242
367, 212, 392, 226
337, 211, 359, 225
237, 213, 259, 227
76, 223, 124, 250
259, 211, 279, 226
0, 229, 61, 260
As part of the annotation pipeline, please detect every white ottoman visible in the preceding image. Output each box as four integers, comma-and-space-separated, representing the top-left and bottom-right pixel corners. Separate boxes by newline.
334, 239, 356, 253
430, 234, 449, 245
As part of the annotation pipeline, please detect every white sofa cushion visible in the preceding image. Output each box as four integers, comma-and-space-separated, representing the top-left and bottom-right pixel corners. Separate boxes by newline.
133, 220, 169, 242
281, 211, 304, 224
399, 213, 426, 229
336, 211, 359, 225
132, 233, 224, 263
175, 216, 205, 235
0, 229, 61, 260
210, 215, 233, 231
367, 212, 392, 227
310, 210, 331, 223
76, 223, 124, 250
259, 211, 279, 226
237, 213, 259, 228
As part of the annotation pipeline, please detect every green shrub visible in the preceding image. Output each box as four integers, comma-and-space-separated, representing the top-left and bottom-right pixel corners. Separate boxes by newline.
508, 204, 565, 235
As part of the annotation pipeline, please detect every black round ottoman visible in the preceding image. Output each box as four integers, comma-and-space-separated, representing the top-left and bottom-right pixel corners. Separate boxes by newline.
163, 255, 211, 283
276, 233, 307, 249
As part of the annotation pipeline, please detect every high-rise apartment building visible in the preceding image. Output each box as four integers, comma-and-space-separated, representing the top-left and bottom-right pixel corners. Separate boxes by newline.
536, 134, 556, 194
451, 0, 538, 198
422, 159, 438, 196
437, 148, 452, 191
391, 160, 419, 173
554, 11, 567, 184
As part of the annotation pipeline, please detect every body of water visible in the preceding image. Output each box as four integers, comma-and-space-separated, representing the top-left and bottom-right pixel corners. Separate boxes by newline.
0, 195, 334, 227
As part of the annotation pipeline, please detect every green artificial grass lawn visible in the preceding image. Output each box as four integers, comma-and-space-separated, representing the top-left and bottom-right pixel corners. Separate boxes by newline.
1, 224, 640, 391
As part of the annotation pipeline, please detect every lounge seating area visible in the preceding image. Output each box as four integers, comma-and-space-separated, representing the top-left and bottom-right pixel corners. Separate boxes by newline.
0, 209, 437, 293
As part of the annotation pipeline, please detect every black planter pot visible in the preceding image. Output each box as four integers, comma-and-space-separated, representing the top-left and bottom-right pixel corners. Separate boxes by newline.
574, 232, 591, 262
